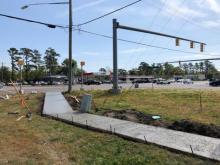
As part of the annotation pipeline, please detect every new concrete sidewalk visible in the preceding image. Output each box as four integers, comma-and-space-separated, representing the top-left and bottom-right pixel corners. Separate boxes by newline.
42, 92, 220, 161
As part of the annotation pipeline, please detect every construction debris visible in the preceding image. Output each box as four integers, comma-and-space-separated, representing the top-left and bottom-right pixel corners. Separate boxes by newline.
8, 111, 19, 115
31, 91, 38, 94
16, 115, 25, 121
10, 80, 32, 120
0, 95, 9, 100
70, 96, 79, 103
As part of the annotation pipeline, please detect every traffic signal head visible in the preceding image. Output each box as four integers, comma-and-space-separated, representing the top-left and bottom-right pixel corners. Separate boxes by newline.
190, 41, 194, 48
175, 38, 180, 46
200, 43, 204, 52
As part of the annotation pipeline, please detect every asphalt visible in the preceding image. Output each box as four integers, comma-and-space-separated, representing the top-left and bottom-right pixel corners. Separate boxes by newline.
43, 92, 220, 161
2, 81, 220, 94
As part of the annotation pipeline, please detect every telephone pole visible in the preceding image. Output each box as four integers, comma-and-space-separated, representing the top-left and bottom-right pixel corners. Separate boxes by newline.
68, 0, 73, 93
1, 62, 3, 82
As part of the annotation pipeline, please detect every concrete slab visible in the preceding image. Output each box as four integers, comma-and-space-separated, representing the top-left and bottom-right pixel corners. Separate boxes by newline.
43, 92, 73, 114
43, 92, 220, 161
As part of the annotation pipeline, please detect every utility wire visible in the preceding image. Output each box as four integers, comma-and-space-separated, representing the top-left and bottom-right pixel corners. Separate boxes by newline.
154, 0, 206, 67
75, 29, 220, 57
0, 13, 67, 29
129, 0, 169, 67
158, 58, 220, 65
145, 0, 220, 35
73, 0, 142, 27
142, 0, 187, 66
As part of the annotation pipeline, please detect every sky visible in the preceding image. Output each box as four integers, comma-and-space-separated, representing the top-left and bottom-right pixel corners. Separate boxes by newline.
1, 0, 220, 72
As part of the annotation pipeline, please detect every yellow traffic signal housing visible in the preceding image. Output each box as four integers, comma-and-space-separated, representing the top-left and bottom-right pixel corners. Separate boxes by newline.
200, 43, 204, 52
190, 41, 194, 48
175, 38, 180, 46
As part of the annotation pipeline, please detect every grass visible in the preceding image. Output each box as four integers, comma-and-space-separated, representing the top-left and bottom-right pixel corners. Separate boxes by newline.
68, 89, 220, 126
0, 92, 219, 164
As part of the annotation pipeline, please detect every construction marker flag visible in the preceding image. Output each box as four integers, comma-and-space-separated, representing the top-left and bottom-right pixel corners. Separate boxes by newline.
20, 98, 26, 108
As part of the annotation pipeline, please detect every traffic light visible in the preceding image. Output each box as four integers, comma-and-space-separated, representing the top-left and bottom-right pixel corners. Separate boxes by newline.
190, 41, 194, 48
200, 43, 204, 52
175, 38, 180, 46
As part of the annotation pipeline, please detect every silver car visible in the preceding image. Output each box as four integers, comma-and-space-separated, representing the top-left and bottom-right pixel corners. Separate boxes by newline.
0, 82, 5, 89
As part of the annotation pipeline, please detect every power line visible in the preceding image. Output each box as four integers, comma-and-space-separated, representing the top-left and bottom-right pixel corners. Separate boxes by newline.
145, 0, 220, 35
125, 0, 168, 67
0, 13, 67, 29
150, 0, 207, 67
73, 0, 142, 27
158, 58, 220, 65
131, 0, 187, 68
75, 29, 216, 57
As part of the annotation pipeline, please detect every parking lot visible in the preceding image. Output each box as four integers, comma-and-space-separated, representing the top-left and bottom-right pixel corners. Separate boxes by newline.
1, 81, 219, 94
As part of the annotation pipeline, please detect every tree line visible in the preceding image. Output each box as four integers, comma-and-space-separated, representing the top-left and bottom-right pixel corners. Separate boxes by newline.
126, 61, 219, 79
1, 47, 80, 83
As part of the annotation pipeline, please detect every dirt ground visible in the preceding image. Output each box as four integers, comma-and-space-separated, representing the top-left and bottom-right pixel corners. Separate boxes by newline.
65, 95, 220, 139
103, 109, 220, 139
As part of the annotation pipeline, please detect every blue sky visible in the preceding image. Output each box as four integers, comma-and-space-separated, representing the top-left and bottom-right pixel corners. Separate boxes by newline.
1, 0, 220, 72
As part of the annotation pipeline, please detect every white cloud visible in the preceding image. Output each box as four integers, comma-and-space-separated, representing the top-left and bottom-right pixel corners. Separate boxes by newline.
74, 0, 107, 12
163, 0, 206, 18
119, 48, 147, 55
200, 20, 220, 28
82, 51, 100, 56
205, 0, 220, 13
56, 0, 107, 18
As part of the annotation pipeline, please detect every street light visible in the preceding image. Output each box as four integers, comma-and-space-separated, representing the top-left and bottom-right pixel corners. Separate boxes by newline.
21, 1, 73, 93
17, 59, 24, 93
80, 61, 85, 90
21, 2, 69, 10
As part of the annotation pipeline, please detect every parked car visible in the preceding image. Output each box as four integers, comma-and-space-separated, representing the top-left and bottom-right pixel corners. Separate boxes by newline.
132, 79, 150, 84
183, 79, 193, 84
39, 81, 48, 85
102, 80, 112, 84
167, 79, 176, 83
156, 80, 171, 84
209, 79, 220, 86
84, 80, 101, 85
153, 78, 164, 83
177, 79, 184, 83
0, 82, 4, 89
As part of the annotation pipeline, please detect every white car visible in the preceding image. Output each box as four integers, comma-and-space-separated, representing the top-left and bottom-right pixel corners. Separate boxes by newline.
0, 82, 4, 89
183, 79, 193, 84
177, 79, 184, 83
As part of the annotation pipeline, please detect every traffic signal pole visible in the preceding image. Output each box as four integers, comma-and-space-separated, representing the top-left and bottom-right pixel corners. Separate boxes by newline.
112, 19, 206, 94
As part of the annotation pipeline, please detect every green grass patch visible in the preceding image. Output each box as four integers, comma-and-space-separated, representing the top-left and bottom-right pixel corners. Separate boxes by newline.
0, 92, 218, 164
68, 89, 220, 125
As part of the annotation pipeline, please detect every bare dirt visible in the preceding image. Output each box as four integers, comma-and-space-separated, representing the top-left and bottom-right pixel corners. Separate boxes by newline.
102, 109, 220, 139
65, 96, 220, 139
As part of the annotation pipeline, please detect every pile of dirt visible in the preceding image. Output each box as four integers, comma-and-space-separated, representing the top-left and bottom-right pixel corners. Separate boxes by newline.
65, 96, 81, 111
168, 120, 220, 139
102, 109, 220, 139
103, 109, 170, 127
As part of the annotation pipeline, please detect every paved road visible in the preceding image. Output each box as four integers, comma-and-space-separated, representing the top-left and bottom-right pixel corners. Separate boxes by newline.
1, 81, 219, 93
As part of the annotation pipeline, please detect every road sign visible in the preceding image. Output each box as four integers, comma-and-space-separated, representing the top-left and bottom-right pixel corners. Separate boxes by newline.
80, 61, 85, 66
17, 59, 24, 66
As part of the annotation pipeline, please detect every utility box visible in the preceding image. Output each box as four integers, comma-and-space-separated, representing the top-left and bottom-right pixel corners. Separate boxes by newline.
135, 83, 139, 88
80, 94, 92, 113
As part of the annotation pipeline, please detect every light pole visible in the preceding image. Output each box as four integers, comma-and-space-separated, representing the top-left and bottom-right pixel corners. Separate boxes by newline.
17, 59, 24, 93
80, 61, 85, 90
1, 62, 3, 82
21, 1, 73, 93
68, 0, 73, 93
